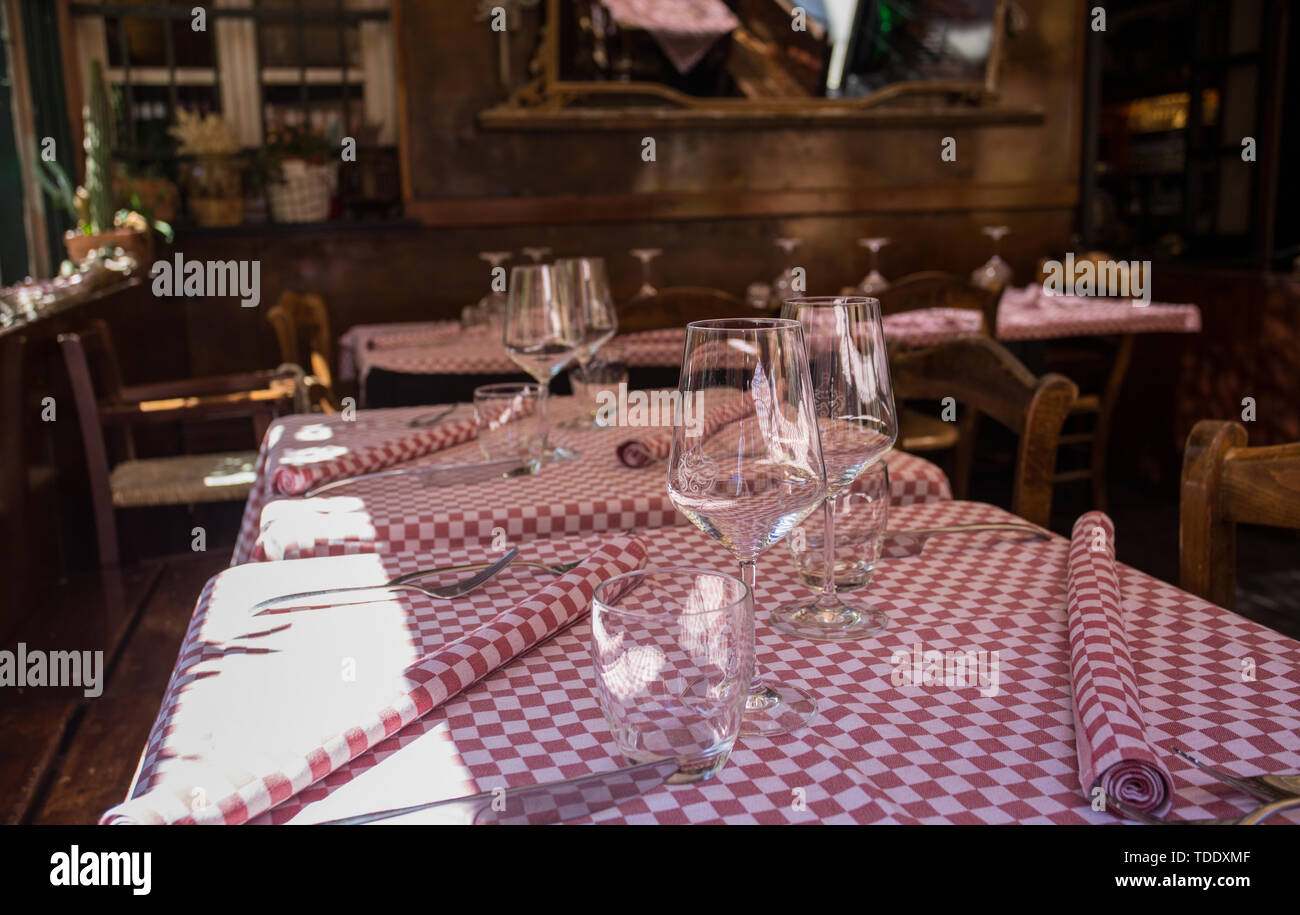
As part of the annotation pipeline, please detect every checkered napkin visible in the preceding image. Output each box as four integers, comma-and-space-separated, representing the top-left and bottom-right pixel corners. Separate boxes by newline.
271, 417, 479, 495
616, 399, 752, 468
1066, 511, 1174, 814
100, 536, 649, 825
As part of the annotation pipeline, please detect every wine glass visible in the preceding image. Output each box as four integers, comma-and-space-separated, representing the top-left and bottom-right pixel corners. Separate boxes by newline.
772, 238, 803, 303
522, 246, 553, 264
555, 256, 619, 429
477, 251, 513, 326
503, 264, 584, 461
629, 248, 662, 301
771, 297, 898, 640
971, 226, 1013, 291
667, 318, 828, 736
856, 238, 891, 295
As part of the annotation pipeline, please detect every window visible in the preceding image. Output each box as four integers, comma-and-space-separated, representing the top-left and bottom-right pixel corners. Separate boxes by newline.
69, 0, 399, 221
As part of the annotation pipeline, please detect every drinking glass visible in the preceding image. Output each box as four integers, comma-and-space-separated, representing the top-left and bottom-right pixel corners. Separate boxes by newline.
477, 251, 513, 326
592, 568, 754, 784
555, 257, 617, 366
473, 382, 543, 465
772, 297, 897, 640
666, 318, 827, 736
503, 264, 583, 460
569, 344, 629, 428
971, 226, 1013, 291
856, 238, 891, 295
629, 248, 662, 301
788, 462, 889, 593
772, 237, 803, 303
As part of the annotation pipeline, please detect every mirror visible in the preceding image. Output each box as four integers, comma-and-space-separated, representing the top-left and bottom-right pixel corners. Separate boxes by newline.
499, 0, 1009, 113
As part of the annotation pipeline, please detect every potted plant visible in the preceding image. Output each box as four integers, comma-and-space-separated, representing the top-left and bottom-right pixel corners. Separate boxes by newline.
258, 124, 337, 223
36, 60, 171, 265
169, 108, 245, 227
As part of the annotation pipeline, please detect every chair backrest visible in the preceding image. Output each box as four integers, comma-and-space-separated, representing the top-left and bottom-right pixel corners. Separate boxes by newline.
618, 286, 745, 333
57, 331, 120, 566
265, 301, 299, 366
1180, 419, 1300, 609
876, 271, 1002, 335
892, 336, 1078, 527
272, 291, 335, 401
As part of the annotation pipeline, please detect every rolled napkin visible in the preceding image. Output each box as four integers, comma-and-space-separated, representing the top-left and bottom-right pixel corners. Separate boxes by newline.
1066, 511, 1173, 815
101, 536, 649, 825
615, 398, 751, 468
272, 417, 478, 495
367, 322, 462, 350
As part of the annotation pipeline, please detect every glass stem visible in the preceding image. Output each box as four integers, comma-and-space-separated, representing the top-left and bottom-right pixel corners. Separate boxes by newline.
739, 559, 778, 704
819, 497, 838, 606
538, 375, 551, 453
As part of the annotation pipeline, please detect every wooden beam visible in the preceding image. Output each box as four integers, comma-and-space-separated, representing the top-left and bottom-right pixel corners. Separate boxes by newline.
405, 182, 1080, 228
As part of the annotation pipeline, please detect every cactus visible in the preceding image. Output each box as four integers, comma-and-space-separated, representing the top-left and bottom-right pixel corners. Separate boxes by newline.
83, 60, 114, 233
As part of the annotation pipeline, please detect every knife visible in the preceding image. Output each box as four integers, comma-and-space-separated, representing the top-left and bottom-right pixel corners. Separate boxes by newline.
303, 457, 539, 497
881, 522, 1049, 558
313, 757, 680, 825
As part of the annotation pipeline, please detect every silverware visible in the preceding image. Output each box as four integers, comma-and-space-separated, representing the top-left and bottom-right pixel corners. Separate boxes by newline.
250, 547, 520, 615
1110, 794, 1300, 825
313, 757, 680, 825
303, 458, 538, 497
1174, 747, 1300, 803
407, 406, 455, 428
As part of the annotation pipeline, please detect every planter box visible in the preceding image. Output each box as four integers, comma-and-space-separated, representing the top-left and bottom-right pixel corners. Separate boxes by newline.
64, 228, 153, 267
267, 160, 337, 223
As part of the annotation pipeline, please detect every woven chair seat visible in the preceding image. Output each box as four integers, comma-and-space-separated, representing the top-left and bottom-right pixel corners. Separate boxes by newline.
110, 452, 258, 507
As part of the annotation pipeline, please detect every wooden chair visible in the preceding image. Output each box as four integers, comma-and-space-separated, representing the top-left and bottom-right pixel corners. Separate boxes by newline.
1036, 251, 1133, 511
877, 273, 1002, 496
1180, 420, 1300, 610
266, 290, 339, 410
892, 336, 1078, 528
59, 324, 296, 566
617, 286, 745, 333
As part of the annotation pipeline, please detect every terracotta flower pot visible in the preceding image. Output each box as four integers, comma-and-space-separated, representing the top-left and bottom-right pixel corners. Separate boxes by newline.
63, 227, 154, 267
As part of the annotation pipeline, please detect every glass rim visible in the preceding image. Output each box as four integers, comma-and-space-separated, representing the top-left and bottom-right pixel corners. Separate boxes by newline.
473, 381, 543, 398
685, 317, 801, 333
592, 566, 752, 619
782, 295, 881, 308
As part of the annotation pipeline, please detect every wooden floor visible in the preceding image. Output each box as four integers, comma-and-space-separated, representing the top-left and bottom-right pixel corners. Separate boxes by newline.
2, 476, 1296, 824
0, 551, 227, 824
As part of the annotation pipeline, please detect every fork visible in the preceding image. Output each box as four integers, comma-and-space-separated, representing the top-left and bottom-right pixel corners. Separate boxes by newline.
1174, 746, 1300, 803
250, 547, 520, 615
1110, 794, 1300, 825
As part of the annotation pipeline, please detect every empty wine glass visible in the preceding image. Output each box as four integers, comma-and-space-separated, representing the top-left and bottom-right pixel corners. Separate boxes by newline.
503, 264, 584, 461
772, 238, 804, 304
772, 297, 897, 640
522, 246, 553, 264
972, 226, 1013, 291
856, 238, 891, 295
667, 318, 827, 736
477, 251, 513, 326
629, 248, 662, 301
555, 257, 618, 429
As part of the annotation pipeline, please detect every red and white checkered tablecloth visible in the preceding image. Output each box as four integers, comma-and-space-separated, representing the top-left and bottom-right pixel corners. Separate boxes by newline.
124, 500, 1300, 824
996, 285, 1202, 341
233, 402, 952, 564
